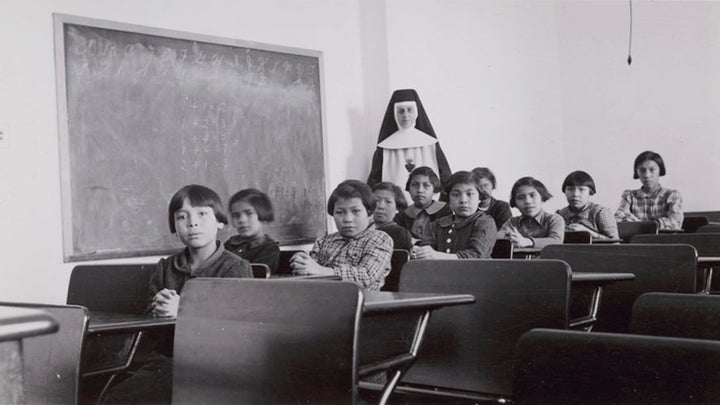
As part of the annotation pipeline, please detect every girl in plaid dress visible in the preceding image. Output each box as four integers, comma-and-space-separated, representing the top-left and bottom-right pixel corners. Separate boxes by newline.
615, 151, 683, 230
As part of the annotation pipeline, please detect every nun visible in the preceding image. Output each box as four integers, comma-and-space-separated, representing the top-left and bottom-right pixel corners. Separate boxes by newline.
367, 89, 451, 188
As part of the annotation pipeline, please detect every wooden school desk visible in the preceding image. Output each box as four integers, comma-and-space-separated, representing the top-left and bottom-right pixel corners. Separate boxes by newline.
513, 239, 623, 258
630, 233, 720, 293
67, 264, 158, 403
388, 259, 570, 402
0, 303, 89, 405
87, 282, 474, 405
541, 244, 697, 333
0, 306, 59, 403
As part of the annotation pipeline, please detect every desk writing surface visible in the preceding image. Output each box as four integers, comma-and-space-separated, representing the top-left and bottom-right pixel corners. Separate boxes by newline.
571, 272, 636, 284
591, 238, 624, 244
0, 307, 59, 342
514, 247, 541, 253
698, 257, 720, 265
87, 311, 175, 333
362, 291, 475, 315
88, 292, 475, 329
659, 229, 685, 234
270, 274, 342, 280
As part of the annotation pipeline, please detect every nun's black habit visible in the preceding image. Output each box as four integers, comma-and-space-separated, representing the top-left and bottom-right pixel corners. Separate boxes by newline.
366, 89, 451, 188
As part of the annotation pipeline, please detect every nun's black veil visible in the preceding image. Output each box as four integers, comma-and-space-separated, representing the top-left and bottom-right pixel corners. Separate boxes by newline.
367, 89, 451, 187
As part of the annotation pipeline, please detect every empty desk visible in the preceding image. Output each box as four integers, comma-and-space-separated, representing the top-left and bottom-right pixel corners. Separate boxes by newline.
0, 306, 58, 404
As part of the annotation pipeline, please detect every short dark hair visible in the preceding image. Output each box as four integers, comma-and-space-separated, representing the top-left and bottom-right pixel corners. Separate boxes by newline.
509, 177, 553, 208
471, 167, 497, 189
168, 184, 227, 233
327, 180, 375, 216
633, 151, 666, 179
372, 181, 408, 211
561, 171, 596, 195
405, 166, 442, 193
444, 171, 490, 200
228, 188, 275, 222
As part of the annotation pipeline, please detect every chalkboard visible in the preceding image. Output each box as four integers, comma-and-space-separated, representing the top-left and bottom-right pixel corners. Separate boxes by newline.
54, 14, 328, 262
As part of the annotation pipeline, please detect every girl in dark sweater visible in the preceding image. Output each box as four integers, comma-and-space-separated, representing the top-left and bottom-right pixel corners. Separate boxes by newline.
224, 188, 280, 272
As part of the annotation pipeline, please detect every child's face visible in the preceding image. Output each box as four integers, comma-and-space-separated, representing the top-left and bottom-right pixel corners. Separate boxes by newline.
174, 199, 223, 250
564, 185, 592, 211
409, 175, 435, 208
230, 200, 264, 239
373, 189, 398, 225
636, 160, 661, 188
333, 197, 370, 239
449, 183, 480, 218
394, 101, 418, 130
515, 185, 543, 217
477, 177, 494, 200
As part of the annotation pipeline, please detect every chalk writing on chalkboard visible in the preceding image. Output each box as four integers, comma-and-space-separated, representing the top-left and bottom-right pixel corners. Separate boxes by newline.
54, 14, 327, 262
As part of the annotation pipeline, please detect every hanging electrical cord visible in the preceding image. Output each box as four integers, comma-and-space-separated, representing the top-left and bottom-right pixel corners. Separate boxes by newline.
627, 0, 633, 65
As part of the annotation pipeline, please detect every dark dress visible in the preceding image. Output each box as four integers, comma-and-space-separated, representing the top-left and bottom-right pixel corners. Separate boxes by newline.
481, 197, 513, 231
224, 233, 280, 272
395, 200, 453, 241
421, 210, 498, 258
375, 221, 414, 251
105, 242, 251, 405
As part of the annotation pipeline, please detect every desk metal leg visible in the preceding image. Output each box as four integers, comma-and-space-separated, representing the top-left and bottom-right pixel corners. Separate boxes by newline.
359, 310, 433, 405
82, 330, 145, 405
701, 266, 713, 294
568, 286, 603, 332
377, 310, 431, 405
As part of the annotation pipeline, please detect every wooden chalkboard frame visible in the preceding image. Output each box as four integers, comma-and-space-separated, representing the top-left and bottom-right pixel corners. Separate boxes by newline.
54, 14, 329, 262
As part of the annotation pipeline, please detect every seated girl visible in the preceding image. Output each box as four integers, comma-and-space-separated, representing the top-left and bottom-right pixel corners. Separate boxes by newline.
371, 181, 414, 251
105, 184, 251, 404
614, 151, 683, 230
150, 185, 253, 317
395, 166, 452, 241
497, 177, 565, 248
557, 171, 619, 239
471, 167, 512, 230
412, 171, 497, 259
224, 188, 280, 272
290, 180, 392, 291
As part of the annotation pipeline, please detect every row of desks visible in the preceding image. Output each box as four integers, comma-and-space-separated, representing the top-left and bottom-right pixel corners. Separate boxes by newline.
87, 290, 475, 405
84, 272, 633, 403
88, 273, 633, 333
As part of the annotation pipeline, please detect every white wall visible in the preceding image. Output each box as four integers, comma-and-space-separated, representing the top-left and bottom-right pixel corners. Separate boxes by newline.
0, 0, 377, 303
1, 0, 719, 304
382, 0, 567, 213
556, 1, 720, 211
379, 0, 720, 212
